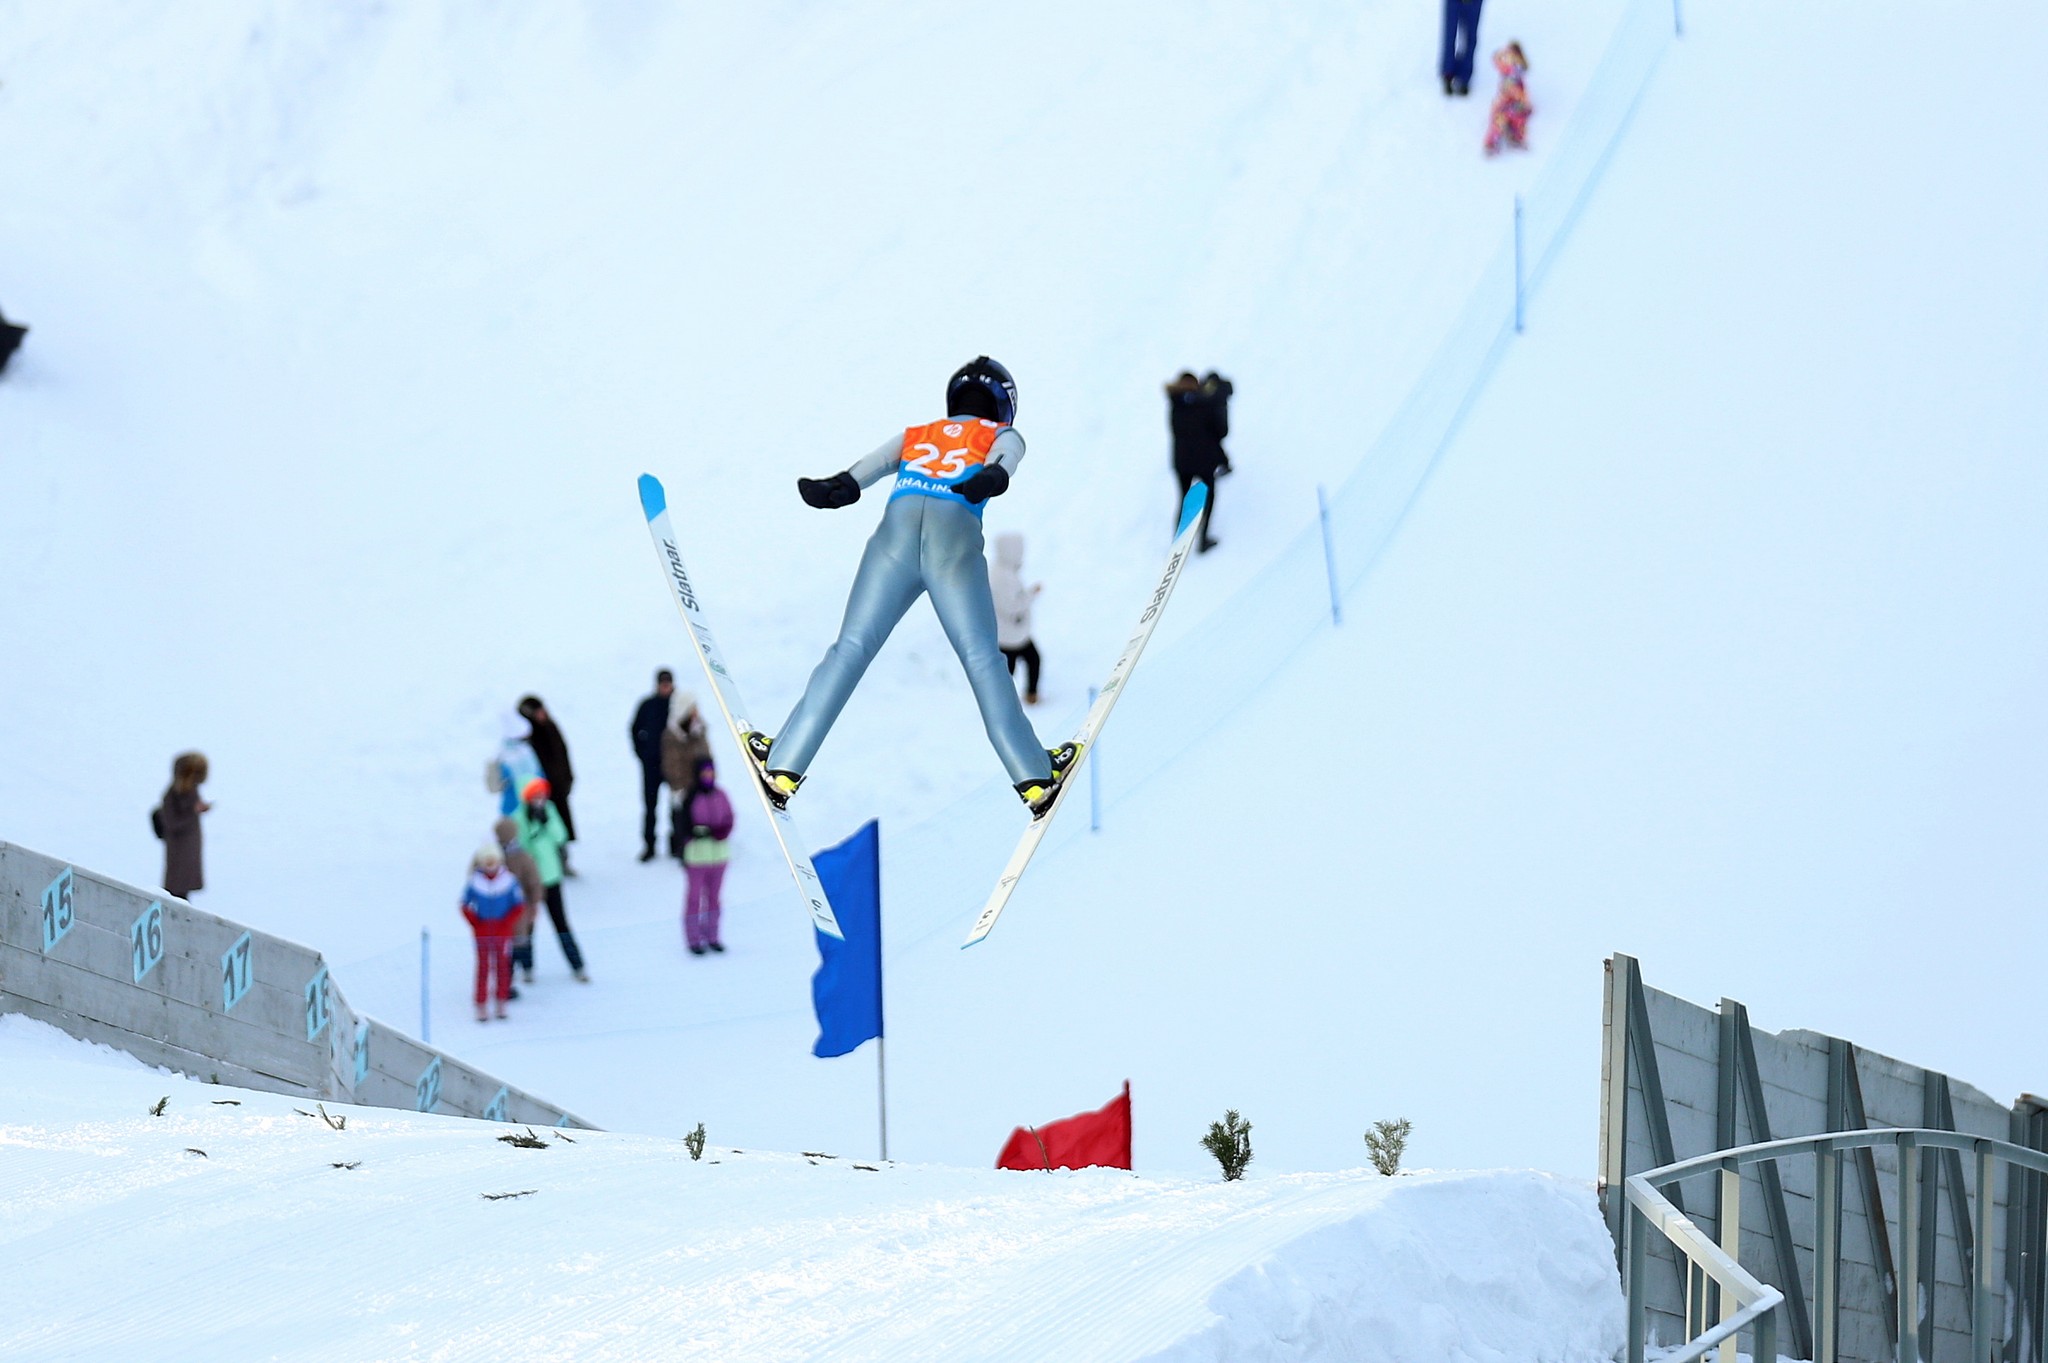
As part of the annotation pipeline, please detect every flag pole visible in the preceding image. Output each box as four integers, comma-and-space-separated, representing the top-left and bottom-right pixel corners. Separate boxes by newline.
877, 1037, 889, 1161
876, 821, 887, 1161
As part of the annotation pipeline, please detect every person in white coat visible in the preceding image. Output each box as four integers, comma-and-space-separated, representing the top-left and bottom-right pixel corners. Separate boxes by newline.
990, 531, 1042, 705
485, 712, 544, 818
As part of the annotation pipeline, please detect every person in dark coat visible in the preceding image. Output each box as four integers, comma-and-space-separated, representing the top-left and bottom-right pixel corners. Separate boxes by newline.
157, 751, 211, 899
517, 694, 576, 874
1441, 0, 1483, 96
0, 305, 25, 377
1167, 370, 1230, 553
630, 669, 676, 861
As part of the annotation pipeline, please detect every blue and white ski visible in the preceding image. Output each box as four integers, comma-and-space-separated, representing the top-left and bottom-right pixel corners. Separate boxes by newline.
963, 480, 1209, 947
639, 474, 843, 940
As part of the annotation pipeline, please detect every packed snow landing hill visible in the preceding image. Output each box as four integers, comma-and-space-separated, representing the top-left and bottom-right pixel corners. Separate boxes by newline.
0, 1020, 1625, 1363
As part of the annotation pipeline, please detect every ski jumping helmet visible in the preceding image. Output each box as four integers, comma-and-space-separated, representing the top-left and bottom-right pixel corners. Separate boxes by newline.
946, 356, 1018, 425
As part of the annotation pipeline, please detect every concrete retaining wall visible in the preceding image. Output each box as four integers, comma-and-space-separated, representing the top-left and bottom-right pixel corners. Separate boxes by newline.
0, 839, 590, 1129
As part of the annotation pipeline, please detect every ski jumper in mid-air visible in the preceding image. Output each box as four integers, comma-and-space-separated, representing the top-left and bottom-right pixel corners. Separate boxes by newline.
745, 357, 1075, 817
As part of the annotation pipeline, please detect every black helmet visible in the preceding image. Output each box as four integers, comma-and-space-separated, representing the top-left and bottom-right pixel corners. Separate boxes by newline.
946, 356, 1018, 425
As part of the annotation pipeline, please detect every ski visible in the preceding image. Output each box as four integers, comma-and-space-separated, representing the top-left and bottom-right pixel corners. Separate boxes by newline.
638, 474, 844, 940
963, 480, 1209, 947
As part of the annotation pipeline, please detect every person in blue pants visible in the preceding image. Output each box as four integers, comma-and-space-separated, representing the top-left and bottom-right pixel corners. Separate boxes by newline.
746, 357, 1074, 818
1441, 0, 1483, 96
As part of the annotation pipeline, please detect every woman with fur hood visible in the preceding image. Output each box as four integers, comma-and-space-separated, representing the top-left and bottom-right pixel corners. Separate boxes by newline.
661, 691, 714, 858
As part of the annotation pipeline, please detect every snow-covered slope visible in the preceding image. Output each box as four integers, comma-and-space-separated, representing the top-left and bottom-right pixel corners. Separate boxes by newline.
0, 1018, 1624, 1362
4, 0, 2043, 1197
0, 0, 1640, 1171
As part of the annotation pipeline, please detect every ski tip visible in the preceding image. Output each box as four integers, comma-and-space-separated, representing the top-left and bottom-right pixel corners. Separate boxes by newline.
637, 474, 667, 520
1174, 480, 1209, 536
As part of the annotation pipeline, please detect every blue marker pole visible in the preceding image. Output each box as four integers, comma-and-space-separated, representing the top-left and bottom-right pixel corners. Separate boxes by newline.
1088, 686, 1102, 832
419, 928, 431, 1045
1513, 194, 1526, 335
1318, 485, 1342, 626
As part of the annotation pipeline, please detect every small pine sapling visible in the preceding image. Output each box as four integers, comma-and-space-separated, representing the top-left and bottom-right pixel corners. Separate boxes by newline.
685, 1122, 707, 1161
1365, 1117, 1413, 1176
1201, 1109, 1254, 1181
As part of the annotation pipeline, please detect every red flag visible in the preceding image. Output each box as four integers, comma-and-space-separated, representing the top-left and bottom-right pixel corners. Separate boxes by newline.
996, 1081, 1131, 1171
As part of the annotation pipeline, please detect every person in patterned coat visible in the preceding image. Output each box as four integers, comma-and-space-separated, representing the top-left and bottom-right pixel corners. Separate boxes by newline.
1484, 42, 1532, 155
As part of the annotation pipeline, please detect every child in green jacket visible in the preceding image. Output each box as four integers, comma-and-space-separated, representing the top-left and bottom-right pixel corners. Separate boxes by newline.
513, 779, 587, 981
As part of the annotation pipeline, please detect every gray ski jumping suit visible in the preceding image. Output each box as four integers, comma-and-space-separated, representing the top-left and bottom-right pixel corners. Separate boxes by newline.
773, 419, 1051, 785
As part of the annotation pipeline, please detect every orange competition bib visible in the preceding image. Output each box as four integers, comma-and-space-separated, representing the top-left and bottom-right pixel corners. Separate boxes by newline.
890, 418, 1006, 509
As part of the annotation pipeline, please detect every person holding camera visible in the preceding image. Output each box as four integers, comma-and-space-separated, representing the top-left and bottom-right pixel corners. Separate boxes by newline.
1166, 370, 1232, 553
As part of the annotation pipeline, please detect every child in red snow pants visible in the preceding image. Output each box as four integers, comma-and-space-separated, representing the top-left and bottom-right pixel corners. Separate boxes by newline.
461, 849, 525, 1020
472, 928, 514, 1009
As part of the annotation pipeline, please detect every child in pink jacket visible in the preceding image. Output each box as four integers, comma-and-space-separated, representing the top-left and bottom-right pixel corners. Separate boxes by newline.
1484, 42, 1531, 155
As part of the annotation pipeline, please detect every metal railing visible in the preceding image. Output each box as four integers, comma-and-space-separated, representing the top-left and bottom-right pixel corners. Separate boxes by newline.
1626, 1128, 2036, 1363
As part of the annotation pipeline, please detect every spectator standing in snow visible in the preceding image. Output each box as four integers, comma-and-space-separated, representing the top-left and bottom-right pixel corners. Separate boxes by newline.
517, 694, 576, 874
1484, 42, 1532, 155
990, 531, 1043, 705
494, 816, 545, 987
661, 691, 714, 858
1166, 370, 1229, 554
486, 712, 544, 818
460, 845, 524, 1022
1440, 0, 1483, 97
513, 778, 587, 980
1201, 371, 1235, 465
155, 751, 211, 900
0, 305, 25, 377
630, 670, 676, 861
678, 758, 735, 955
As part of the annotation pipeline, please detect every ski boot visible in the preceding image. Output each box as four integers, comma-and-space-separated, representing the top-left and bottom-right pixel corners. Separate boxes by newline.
743, 730, 803, 810
1014, 743, 1082, 820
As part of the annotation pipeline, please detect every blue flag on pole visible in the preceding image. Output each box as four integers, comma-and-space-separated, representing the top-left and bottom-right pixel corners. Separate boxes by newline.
811, 820, 882, 1058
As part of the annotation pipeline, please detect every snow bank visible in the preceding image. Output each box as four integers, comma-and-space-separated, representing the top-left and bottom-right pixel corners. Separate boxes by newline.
1156, 1174, 1625, 1363
0, 1025, 1620, 1362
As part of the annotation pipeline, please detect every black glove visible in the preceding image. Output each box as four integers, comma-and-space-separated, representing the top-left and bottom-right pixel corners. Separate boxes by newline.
798, 472, 861, 509
954, 464, 1010, 504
